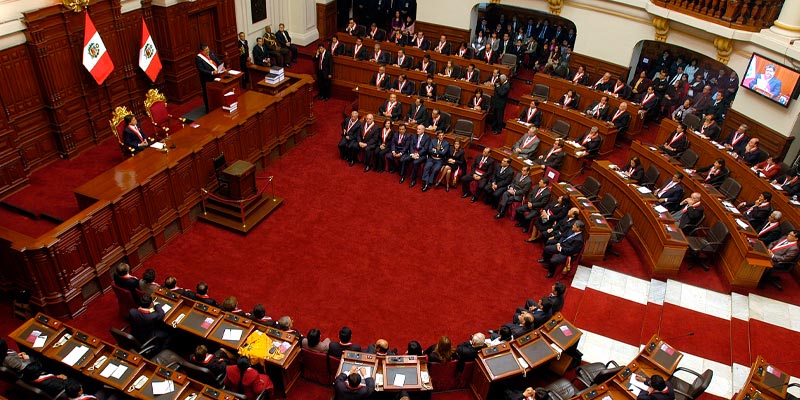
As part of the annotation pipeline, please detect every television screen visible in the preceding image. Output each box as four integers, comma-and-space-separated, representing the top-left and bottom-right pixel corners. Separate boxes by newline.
741, 53, 800, 107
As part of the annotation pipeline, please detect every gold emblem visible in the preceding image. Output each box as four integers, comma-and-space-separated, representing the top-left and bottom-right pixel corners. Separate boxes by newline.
62, 0, 90, 12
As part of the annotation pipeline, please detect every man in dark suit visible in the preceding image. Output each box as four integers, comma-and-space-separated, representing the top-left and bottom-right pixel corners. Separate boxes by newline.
433, 35, 451, 55
721, 123, 749, 152
693, 158, 728, 187
314, 44, 333, 100
351, 37, 369, 61
479, 46, 496, 65
330, 36, 345, 56
528, 197, 571, 239
387, 124, 410, 175
461, 64, 480, 83
635, 375, 675, 400
196, 43, 224, 113
406, 97, 429, 126
480, 157, 514, 207
540, 221, 584, 278
757, 211, 783, 247
370, 65, 391, 90
585, 96, 610, 120
339, 111, 362, 161
606, 102, 632, 136
276, 23, 298, 64
495, 165, 532, 218
739, 191, 773, 230
379, 93, 402, 121
491, 74, 511, 134
461, 147, 494, 201
252, 37, 271, 67
518, 100, 543, 127
122, 115, 154, 155
571, 65, 590, 85
194, 282, 218, 306
656, 172, 685, 212
697, 114, 721, 141
659, 123, 689, 157
740, 138, 767, 166
404, 125, 430, 188
419, 75, 437, 99
112, 263, 139, 295
415, 54, 435, 75
534, 139, 566, 170
392, 74, 414, 95
673, 192, 704, 234
349, 113, 378, 168
411, 31, 430, 50
328, 327, 362, 358
237, 32, 249, 88
370, 121, 394, 173
366, 23, 385, 41
394, 49, 412, 70
370, 43, 390, 64
576, 127, 603, 157
498, 33, 512, 56
514, 178, 551, 228
610, 77, 632, 99
127, 294, 168, 347
421, 131, 449, 191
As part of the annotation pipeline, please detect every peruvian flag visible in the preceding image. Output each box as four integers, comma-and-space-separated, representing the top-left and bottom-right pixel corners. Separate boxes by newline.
82, 12, 114, 85
139, 18, 162, 82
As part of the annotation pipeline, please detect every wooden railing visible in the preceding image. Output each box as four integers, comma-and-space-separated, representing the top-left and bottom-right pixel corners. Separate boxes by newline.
651, 0, 784, 32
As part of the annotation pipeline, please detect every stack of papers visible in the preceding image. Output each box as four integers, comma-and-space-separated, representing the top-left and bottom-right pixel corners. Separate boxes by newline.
393, 374, 406, 386
100, 363, 129, 379
62, 345, 89, 366
222, 328, 243, 341
152, 380, 175, 395
653, 205, 668, 213
736, 219, 750, 229
637, 186, 652, 194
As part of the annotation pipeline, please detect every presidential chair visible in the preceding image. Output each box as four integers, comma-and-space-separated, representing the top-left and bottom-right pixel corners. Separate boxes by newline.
532, 84, 550, 101
685, 220, 729, 271
668, 367, 713, 400
110, 106, 136, 158
144, 88, 185, 139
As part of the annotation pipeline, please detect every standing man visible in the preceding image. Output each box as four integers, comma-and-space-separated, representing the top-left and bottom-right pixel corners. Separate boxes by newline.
314, 43, 332, 101
196, 43, 224, 113
492, 74, 510, 134
238, 32, 249, 88
276, 24, 298, 65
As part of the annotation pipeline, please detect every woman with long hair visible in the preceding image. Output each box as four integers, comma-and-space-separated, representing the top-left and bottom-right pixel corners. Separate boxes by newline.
425, 336, 459, 362
436, 139, 466, 191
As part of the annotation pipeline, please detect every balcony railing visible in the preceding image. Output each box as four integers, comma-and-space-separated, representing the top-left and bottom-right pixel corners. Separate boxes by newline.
651, 0, 784, 32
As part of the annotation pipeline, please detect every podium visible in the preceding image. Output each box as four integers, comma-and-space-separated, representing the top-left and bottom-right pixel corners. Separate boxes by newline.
207, 73, 242, 112
223, 160, 256, 200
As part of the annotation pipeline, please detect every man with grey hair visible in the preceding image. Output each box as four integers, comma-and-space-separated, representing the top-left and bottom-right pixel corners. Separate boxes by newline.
673, 192, 704, 234
758, 210, 783, 247
491, 74, 510, 134
456, 332, 487, 363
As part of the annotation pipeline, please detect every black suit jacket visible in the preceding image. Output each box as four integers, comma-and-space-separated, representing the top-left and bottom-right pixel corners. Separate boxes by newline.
758, 222, 782, 247
352, 45, 369, 61
433, 41, 452, 55
196, 53, 222, 83
276, 30, 293, 48
252, 45, 270, 66
394, 55, 413, 70
328, 343, 362, 358
315, 50, 333, 76
330, 42, 346, 56
577, 133, 602, 156
678, 204, 704, 232
370, 72, 391, 89
334, 373, 375, 399
526, 187, 551, 209
491, 165, 514, 188
356, 122, 379, 146
471, 155, 495, 176
419, 82, 437, 98
379, 100, 403, 120
696, 165, 729, 187
371, 50, 390, 64
606, 108, 631, 134
518, 107, 542, 127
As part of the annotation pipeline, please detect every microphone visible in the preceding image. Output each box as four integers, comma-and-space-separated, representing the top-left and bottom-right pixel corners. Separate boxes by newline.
660, 332, 695, 341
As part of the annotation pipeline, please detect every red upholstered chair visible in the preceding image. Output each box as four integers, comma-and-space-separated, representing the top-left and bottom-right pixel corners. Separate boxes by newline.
144, 88, 185, 139
327, 355, 340, 382
111, 283, 137, 319
109, 106, 136, 158
456, 361, 475, 388
428, 361, 461, 391
300, 348, 331, 386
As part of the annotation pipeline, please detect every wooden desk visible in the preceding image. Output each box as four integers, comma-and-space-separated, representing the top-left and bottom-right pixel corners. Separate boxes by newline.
355, 85, 488, 139
745, 356, 790, 399
207, 73, 243, 112
331, 55, 496, 107
337, 33, 513, 78
529, 73, 643, 136
470, 342, 525, 400
511, 331, 558, 370
520, 95, 619, 156
223, 160, 256, 200
630, 141, 771, 287
505, 119, 587, 181
607, 334, 684, 400
551, 182, 612, 263
380, 355, 431, 391
589, 160, 688, 276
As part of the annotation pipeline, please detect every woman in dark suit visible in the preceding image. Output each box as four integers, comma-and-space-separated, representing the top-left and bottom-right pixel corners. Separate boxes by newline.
559, 89, 578, 110
621, 156, 644, 183
436, 138, 466, 192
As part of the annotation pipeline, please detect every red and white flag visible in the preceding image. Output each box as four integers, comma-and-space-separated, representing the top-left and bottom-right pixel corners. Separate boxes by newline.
139, 18, 162, 82
82, 13, 114, 85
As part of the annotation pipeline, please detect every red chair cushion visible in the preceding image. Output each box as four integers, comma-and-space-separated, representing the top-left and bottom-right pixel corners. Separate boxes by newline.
300, 348, 331, 385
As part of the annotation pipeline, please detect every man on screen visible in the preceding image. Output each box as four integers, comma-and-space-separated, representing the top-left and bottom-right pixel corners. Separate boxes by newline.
749, 64, 782, 100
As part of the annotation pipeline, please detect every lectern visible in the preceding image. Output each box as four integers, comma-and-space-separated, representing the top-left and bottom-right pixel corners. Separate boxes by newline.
222, 160, 256, 200
207, 73, 242, 111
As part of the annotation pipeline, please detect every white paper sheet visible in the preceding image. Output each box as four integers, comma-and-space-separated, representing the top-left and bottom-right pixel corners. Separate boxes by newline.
62, 345, 89, 366
393, 373, 406, 386
151, 380, 175, 395
637, 186, 652, 194
222, 329, 243, 341
100, 363, 118, 378
33, 335, 47, 348
111, 365, 128, 379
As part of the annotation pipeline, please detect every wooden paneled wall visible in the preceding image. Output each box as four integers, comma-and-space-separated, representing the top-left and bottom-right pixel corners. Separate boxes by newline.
316, 1, 338, 43
413, 21, 471, 45
0, 0, 238, 196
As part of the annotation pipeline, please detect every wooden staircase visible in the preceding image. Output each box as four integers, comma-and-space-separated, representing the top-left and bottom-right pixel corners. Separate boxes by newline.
199, 192, 283, 233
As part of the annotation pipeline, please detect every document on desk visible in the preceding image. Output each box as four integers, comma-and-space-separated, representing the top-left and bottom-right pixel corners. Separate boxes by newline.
62, 345, 89, 366
393, 373, 406, 386
629, 374, 649, 394
222, 328, 243, 341
152, 380, 175, 395
772, 183, 785, 191
736, 219, 750, 229
150, 142, 166, 150
100, 363, 119, 378
375, 373, 384, 386
637, 186, 652, 194
33, 335, 47, 348
653, 205, 668, 213
160, 303, 172, 313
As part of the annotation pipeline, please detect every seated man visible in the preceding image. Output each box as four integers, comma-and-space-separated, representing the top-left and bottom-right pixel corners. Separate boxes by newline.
412, 31, 431, 50
392, 74, 414, 95
370, 65, 391, 90
461, 147, 495, 200
249, 304, 274, 326
329, 35, 345, 56
658, 123, 688, 157
479, 46, 496, 65
571, 65, 589, 85
610, 77, 631, 99
606, 102, 632, 136
672, 192, 704, 234
366, 22, 385, 41
403, 125, 431, 188
495, 165, 532, 218
592, 72, 613, 91
221, 296, 243, 314
112, 262, 139, 290
387, 124, 410, 176
691, 158, 728, 187
767, 230, 800, 268
753, 155, 781, 180
671, 99, 692, 123
334, 365, 375, 399
739, 191, 773, 230
515, 282, 568, 321
328, 326, 362, 358
479, 157, 513, 206
421, 132, 449, 191
512, 126, 540, 160
302, 328, 331, 353
634, 374, 675, 400
277, 316, 301, 337
656, 172, 685, 212
518, 100, 542, 127
697, 114, 721, 141
1, 337, 31, 373
351, 37, 368, 61
576, 126, 602, 157
406, 98, 429, 126
758, 211, 783, 247
276, 23, 298, 65
339, 111, 362, 162
739, 138, 767, 166
585, 96, 610, 120
370, 120, 394, 173
722, 124, 749, 154
456, 333, 487, 363
64, 379, 106, 400
514, 179, 552, 230
394, 49, 412, 69
127, 294, 168, 347
188, 344, 229, 377
533, 139, 565, 170
419, 74, 437, 99
461, 63, 480, 83
433, 34, 451, 55
540, 221, 585, 278
252, 37, 272, 67
525, 195, 570, 238
416, 54, 435, 74
123, 115, 154, 155
531, 297, 556, 328
263, 26, 289, 67
365, 339, 397, 356
772, 170, 800, 196
379, 93, 402, 121
348, 113, 378, 168
427, 108, 447, 132
138, 268, 158, 296
194, 281, 218, 306
163, 276, 195, 298
21, 361, 68, 397
368, 42, 389, 64
636, 86, 659, 127
484, 68, 502, 86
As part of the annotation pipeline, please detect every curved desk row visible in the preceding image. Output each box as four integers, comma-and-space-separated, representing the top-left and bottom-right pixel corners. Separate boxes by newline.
504, 119, 588, 181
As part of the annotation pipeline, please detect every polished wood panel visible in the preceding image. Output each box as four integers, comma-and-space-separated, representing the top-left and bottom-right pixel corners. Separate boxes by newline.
414, 21, 471, 45
651, 0, 783, 32
316, 1, 338, 43
528, 73, 643, 136
520, 94, 619, 156
721, 109, 793, 160
569, 52, 629, 83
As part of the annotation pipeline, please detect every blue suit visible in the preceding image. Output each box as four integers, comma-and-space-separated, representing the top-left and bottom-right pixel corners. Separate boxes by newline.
402, 134, 430, 180
386, 131, 411, 172
542, 231, 584, 274
656, 181, 685, 212
422, 138, 450, 184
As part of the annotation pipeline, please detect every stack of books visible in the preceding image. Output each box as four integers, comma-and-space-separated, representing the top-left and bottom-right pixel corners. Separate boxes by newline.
265, 66, 285, 84
223, 90, 238, 112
